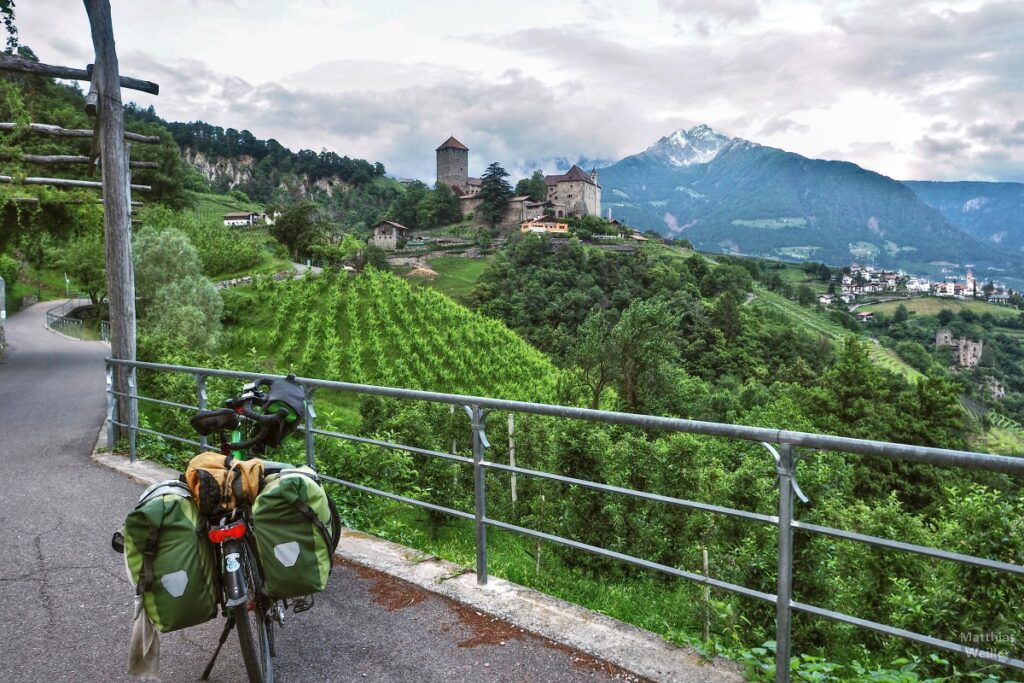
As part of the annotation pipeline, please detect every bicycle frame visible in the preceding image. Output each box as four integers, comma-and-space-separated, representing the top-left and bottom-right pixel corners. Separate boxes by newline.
206, 511, 278, 683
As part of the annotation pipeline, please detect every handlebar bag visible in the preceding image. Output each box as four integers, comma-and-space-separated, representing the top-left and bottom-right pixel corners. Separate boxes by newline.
251, 466, 340, 599
262, 376, 305, 447
184, 452, 264, 515
123, 480, 218, 633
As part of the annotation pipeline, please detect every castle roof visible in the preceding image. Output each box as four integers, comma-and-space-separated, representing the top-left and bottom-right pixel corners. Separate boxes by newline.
436, 136, 469, 151
544, 164, 597, 187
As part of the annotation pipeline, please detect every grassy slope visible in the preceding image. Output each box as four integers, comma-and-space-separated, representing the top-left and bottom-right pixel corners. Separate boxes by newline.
860, 296, 1020, 320
190, 191, 265, 222
406, 255, 493, 301
5, 265, 68, 310
751, 288, 924, 382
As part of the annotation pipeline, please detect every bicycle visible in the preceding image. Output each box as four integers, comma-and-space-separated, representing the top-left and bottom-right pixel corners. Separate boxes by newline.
190, 374, 306, 683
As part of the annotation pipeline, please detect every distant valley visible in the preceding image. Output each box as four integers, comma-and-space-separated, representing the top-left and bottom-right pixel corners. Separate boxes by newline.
598, 126, 1024, 283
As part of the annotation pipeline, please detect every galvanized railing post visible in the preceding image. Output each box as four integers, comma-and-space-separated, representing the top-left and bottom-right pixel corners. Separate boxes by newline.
196, 373, 208, 451
304, 386, 317, 469
469, 404, 490, 585
128, 366, 138, 462
104, 362, 115, 452
775, 443, 795, 683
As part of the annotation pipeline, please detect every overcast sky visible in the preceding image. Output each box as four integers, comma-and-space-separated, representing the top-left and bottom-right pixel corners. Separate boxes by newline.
21, 0, 1024, 182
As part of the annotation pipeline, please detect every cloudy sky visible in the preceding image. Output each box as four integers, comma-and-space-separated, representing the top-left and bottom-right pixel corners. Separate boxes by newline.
22, 0, 1024, 182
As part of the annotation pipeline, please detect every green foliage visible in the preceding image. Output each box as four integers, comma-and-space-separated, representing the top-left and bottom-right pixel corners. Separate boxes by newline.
133, 229, 204, 305
384, 180, 462, 231
139, 205, 262, 277
476, 162, 513, 228
133, 228, 222, 353
56, 232, 106, 305
0, 251, 19, 289
0, 1, 17, 52
515, 169, 547, 202
143, 275, 223, 352
272, 201, 328, 260
154, 117, 386, 201
219, 269, 559, 401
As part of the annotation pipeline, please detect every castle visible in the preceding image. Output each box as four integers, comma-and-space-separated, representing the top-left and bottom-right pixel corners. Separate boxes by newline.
935, 328, 984, 369
435, 136, 601, 225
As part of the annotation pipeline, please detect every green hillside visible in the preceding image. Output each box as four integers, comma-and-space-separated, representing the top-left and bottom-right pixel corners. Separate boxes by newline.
861, 296, 1020, 320
751, 288, 924, 382
220, 268, 559, 403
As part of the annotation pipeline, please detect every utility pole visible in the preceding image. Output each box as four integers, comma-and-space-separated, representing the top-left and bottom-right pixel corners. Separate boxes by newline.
84, 0, 137, 438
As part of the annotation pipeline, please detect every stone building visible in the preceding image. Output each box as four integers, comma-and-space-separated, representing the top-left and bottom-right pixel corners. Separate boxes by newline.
935, 327, 984, 369
436, 137, 473, 193
372, 220, 410, 251
434, 136, 598, 225
544, 165, 602, 218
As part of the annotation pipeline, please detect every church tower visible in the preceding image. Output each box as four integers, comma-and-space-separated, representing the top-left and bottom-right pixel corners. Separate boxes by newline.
436, 136, 469, 192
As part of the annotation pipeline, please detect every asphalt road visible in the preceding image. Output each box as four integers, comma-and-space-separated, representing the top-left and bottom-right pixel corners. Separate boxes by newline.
0, 301, 638, 682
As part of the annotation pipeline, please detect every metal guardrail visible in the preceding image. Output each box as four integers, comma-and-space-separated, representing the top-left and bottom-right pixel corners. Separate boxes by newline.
44, 296, 91, 339
100, 320, 110, 344
104, 358, 1024, 682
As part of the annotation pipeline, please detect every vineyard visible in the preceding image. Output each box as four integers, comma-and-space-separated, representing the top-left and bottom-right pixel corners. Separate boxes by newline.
221, 269, 560, 403
751, 288, 924, 383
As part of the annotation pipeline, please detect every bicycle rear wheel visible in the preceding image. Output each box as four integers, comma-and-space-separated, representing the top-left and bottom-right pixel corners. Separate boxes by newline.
233, 548, 274, 683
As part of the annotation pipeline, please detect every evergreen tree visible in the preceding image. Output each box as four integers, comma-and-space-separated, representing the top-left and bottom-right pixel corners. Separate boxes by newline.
477, 162, 512, 228
514, 170, 547, 202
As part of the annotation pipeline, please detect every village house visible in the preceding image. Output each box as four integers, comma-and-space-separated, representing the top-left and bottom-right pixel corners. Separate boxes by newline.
223, 211, 262, 227
520, 215, 569, 234
906, 278, 930, 293
856, 311, 875, 323
372, 220, 411, 251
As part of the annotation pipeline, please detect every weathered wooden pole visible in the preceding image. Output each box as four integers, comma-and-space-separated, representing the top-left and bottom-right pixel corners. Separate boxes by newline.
84, 0, 136, 440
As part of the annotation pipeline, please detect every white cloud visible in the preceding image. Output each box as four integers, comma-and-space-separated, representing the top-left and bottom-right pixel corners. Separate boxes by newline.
15, 0, 1024, 182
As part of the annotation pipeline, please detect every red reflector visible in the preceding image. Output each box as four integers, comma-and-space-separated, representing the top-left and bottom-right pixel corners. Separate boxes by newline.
208, 521, 247, 544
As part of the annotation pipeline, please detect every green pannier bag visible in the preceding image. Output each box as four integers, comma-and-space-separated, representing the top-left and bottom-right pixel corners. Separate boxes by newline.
251, 466, 339, 599
123, 480, 218, 633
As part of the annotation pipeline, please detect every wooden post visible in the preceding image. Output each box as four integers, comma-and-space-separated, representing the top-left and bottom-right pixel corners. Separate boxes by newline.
85, 0, 136, 440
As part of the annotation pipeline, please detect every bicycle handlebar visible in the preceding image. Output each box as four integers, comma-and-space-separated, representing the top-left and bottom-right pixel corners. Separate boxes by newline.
226, 406, 289, 453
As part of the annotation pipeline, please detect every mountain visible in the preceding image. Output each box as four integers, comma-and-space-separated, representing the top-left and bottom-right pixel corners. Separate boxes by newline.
903, 181, 1024, 252
598, 125, 1023, 279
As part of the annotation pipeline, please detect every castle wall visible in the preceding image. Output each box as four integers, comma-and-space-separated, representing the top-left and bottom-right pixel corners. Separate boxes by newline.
547, 179, 601, 217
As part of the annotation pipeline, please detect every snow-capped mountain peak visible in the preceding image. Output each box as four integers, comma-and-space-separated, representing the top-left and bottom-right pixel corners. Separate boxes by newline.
646, 124, 733, 167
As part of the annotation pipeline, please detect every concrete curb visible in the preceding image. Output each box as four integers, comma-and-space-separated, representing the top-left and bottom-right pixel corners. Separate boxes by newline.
92, 443, 744, 683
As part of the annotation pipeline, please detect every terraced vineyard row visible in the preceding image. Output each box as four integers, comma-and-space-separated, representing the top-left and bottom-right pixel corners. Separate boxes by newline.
232, 270, 559, 402
751, 288, 924, 383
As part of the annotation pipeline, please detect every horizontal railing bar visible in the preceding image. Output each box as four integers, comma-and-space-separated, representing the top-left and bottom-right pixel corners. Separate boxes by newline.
792, 601, 1024, 670
110, 390, 197, 412
793, 520, 1024, 576
309, 427, 474, 465
483, 460, 776, 524
319, 474, 475, 521
104, 358, 1024, 476
484, 517, 777, 604
110, 420, 202, 448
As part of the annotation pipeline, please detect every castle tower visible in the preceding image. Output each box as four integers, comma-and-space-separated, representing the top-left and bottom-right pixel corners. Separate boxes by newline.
436, 136, 469, 192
